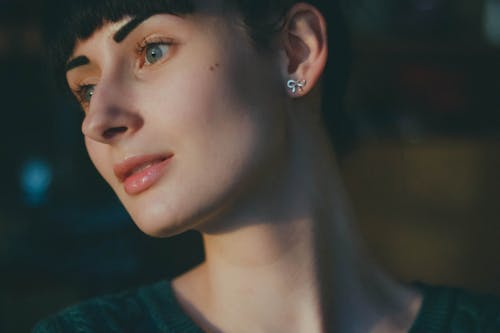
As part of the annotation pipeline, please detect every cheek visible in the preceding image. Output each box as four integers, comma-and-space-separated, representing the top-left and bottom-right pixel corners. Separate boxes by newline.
152, 63, 265, 164
144, 49, 258, 149
156, 63, 282, 205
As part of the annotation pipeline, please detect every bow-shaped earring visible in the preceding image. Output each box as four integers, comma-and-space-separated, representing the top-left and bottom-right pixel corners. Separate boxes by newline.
287, 79, 307, 94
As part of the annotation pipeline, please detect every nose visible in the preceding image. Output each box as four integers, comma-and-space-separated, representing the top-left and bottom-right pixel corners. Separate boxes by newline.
81, 83, 144, 144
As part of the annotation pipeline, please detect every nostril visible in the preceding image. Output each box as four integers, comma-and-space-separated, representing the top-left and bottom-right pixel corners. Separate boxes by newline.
103, 126, 127, 140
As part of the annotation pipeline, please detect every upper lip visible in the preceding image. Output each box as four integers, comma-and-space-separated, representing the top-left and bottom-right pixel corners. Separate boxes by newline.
113, 153, 173, 182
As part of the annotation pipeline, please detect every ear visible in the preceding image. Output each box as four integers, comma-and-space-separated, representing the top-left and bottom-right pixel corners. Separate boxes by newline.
281, 3, 328, 98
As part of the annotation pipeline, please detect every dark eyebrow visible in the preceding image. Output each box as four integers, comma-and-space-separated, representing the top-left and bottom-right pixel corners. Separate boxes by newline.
65, 56, 90, 72
113, 15, 150, 43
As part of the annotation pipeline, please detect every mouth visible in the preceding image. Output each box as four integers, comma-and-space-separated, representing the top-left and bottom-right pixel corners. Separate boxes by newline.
114, 153, 173, 195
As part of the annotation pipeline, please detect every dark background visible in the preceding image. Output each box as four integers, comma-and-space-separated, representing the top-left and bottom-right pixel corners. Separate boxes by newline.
1, 0, 499, 332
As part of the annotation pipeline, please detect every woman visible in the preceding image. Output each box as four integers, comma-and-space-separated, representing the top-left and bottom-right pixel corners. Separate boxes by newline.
35, 0, 499, 332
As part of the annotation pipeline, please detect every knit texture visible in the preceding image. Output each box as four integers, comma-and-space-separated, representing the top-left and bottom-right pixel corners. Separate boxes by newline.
32, 281, 203, 333
33, 281, 500, 332
409, 282, 500, 333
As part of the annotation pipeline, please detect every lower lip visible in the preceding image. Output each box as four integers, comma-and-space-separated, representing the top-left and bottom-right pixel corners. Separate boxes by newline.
123, 157, 172, 195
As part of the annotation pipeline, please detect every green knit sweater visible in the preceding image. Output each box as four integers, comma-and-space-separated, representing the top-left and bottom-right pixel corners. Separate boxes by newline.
32, 281, 500, 332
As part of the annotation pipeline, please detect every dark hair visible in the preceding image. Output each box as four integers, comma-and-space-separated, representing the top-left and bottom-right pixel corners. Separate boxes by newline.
44, 0, 354, 155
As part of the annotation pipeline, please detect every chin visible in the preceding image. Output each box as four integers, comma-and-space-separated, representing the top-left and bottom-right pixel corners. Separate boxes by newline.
136, 221, 189, 238
123, 186, 239, 238
121, 195, 215, 238
125, 202, 194, 238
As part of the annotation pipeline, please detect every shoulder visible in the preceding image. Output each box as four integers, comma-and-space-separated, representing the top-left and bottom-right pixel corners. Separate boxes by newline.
32, 280, 199, 333
411, 282, 500, 333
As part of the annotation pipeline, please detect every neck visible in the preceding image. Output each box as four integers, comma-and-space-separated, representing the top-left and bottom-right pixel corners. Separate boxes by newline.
173, 111, 422, 333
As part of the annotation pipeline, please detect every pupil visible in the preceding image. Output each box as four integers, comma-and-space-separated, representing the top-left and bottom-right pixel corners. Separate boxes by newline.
85, 88, 94, 102
147, 45, 163, 63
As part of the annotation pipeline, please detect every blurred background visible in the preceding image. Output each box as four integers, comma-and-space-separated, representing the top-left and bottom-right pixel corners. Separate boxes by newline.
0, 0, 499, 331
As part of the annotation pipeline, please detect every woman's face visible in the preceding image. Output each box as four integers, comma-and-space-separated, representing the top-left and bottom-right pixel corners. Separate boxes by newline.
66, 9, 288, 237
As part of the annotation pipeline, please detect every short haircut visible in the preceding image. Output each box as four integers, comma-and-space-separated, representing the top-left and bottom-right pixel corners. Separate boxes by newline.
44, 0, 354, 156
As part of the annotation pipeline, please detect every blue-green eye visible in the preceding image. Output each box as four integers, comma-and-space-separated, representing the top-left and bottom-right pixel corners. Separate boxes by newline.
83, 85, 95, 103
145, 43, 170, 65
76, 84, 95, 104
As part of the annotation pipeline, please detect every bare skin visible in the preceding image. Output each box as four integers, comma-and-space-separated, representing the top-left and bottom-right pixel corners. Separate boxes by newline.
66, 1, 422, 332
171, 4, 423, 333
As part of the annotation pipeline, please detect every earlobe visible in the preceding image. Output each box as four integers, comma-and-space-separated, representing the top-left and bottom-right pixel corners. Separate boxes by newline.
281, 3, 328, 97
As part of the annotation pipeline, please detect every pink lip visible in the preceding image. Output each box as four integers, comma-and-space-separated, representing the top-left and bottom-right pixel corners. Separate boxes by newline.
113, 154, 173, 195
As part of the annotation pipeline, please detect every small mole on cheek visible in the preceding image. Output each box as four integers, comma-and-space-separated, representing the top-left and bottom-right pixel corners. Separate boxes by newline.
209, 63, 220, 71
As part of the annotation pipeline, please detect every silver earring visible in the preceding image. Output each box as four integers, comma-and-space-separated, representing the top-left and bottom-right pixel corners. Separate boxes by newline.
287, 79, 307, 94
